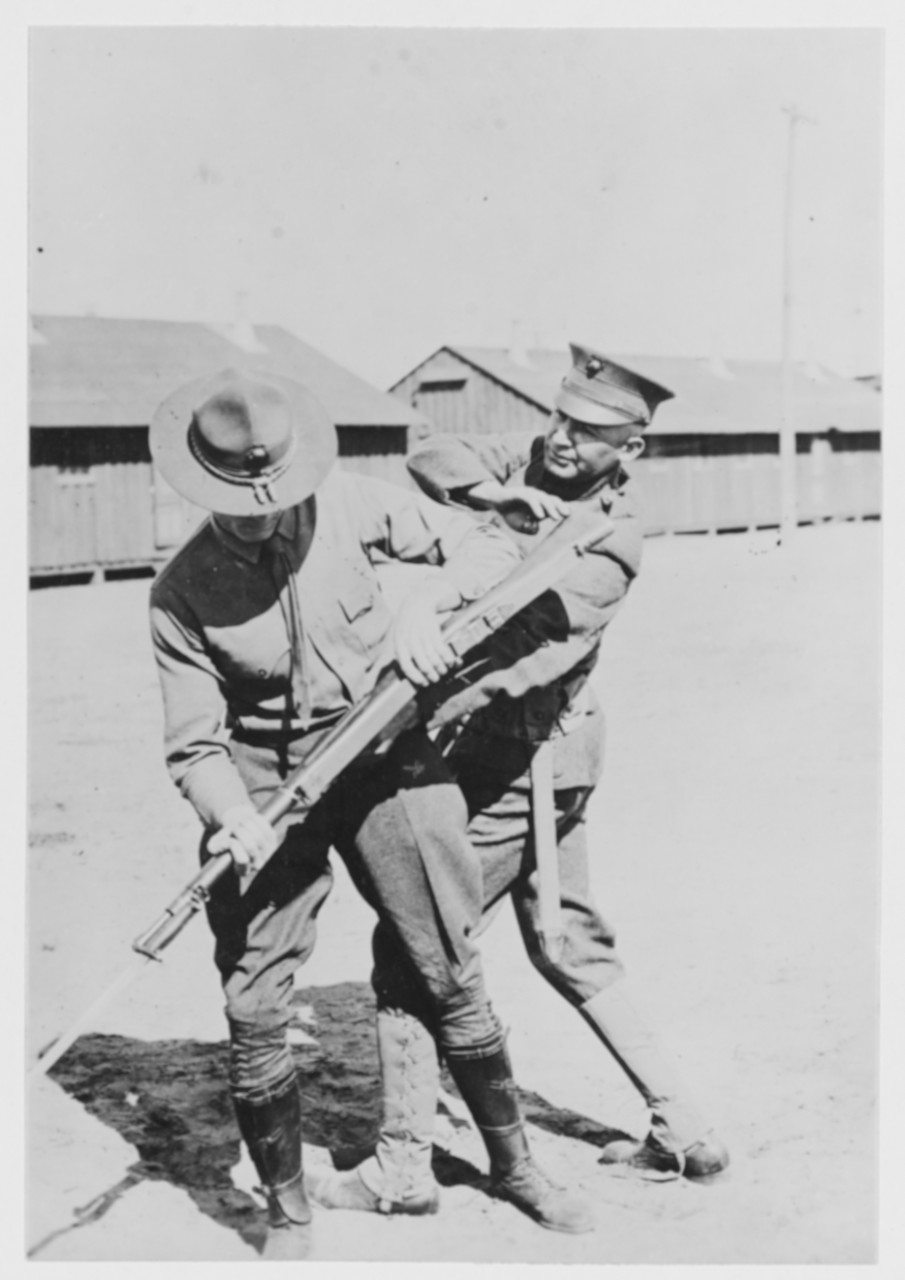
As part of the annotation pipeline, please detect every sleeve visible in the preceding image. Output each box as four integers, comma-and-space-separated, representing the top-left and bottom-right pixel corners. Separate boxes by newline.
149, 590, 252, 828
347, 472, 521, 603
406, 432, 536, 503
423, 512, 641, 727
484, 546, 633, 690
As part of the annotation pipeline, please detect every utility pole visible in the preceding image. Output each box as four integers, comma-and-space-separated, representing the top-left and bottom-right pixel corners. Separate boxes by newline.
778, 104, 816, 544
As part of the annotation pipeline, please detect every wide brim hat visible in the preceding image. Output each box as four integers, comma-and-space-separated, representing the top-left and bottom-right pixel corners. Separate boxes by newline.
554, 342, 675, 429
150, 366, 338, 516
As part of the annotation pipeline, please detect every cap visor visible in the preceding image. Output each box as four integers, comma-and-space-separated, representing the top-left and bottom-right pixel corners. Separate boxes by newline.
554, 387, 640, 428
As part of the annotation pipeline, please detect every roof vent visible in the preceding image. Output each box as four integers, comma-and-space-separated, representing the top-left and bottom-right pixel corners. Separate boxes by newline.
508, 320, 535, 369
213, 290, 267, 353
702, 354, 734, 380
418, 362, 468, 390
224, 320, 266, 353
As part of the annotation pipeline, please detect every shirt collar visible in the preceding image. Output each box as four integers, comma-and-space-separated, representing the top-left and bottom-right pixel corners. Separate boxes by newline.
538, 454, 630, 504
211, 505, 299, 564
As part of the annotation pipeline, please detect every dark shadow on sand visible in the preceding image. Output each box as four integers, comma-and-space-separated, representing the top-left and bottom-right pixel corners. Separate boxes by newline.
43, 980, 631, 1248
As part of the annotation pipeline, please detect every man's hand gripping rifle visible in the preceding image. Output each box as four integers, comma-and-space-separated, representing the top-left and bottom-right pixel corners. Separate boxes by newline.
132, 507, 613, 959
32, 509, 613, 1078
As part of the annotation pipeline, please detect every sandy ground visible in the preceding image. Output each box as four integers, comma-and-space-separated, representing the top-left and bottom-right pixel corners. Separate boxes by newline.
24, 521, 880, 1265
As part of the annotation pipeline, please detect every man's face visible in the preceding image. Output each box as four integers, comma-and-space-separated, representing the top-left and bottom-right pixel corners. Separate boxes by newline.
543, 409, 643, 482
213, 511, 284, 543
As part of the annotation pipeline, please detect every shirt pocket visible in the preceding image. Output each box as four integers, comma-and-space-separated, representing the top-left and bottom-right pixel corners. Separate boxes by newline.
339, 574, 377, 625
336, 568, 392, 658
207, 618, 290, 688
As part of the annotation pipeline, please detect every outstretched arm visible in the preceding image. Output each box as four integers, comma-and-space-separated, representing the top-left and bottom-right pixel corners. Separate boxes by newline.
424, 541, 636, 729
344, 471, 521, 686
407, 431, 537, 500
149, 598, 277, 878
408, 431, 571, 533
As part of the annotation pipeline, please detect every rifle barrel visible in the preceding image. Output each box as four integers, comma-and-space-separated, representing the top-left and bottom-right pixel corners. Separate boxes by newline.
30, 959, 151, 1079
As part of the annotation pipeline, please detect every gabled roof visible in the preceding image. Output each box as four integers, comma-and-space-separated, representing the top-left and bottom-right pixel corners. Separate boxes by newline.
394, 345, 881, 435
29, 315, 423, 430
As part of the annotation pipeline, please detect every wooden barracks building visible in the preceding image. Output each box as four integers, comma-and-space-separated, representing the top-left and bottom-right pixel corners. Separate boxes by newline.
390, 345, 881, 536
29, 324, 881, 582
29, 315, 423, 582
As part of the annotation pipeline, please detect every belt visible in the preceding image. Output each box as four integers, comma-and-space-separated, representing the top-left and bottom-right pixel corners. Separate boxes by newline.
231, 712, 347, 747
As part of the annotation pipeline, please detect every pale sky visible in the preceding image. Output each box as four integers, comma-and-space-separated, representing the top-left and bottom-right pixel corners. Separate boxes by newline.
29, 23, 883, 385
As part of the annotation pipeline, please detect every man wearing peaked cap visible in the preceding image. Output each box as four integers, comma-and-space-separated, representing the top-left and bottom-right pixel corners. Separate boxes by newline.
147, 367, 597, 1255
310, 343, 728, 1218
554, 341, 675, 433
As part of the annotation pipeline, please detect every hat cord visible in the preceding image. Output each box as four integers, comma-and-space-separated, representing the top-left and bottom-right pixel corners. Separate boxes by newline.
263, 540, 310, 724
252, 478, 278, 506
186, 419, 298, 490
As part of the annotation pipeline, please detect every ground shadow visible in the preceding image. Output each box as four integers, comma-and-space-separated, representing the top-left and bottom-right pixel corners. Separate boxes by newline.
44, 980, 630, 1248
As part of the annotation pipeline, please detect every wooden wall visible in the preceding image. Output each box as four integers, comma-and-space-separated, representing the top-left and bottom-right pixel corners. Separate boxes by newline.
28, 413, 880, 580
393, 352, 543, 436
634, 449, 881, 535
29, 428, 157, 573
336, 426, 410, 487
392, 358, 882, 534
29, 425, 412, 577
30, 461, 159, 571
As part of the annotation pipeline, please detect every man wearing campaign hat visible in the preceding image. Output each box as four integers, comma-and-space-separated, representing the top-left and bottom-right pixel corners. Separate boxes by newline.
148, 367, 598, 1256
310, 344, 728, 1218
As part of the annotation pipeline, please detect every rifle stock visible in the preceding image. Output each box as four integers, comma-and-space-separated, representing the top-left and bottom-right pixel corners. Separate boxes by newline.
132, 509, 613, 961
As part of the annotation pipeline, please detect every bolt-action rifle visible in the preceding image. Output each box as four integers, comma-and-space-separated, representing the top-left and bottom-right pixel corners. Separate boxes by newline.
31, 508, 613, 1078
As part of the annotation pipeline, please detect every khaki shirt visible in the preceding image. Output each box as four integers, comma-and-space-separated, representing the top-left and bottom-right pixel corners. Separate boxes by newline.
407, 431, 643, 788
150, 466, 519, 827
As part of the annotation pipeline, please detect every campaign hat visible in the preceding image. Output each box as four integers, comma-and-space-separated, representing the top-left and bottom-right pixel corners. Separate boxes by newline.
150, 367, 338, 515
555, 343, 675, 429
